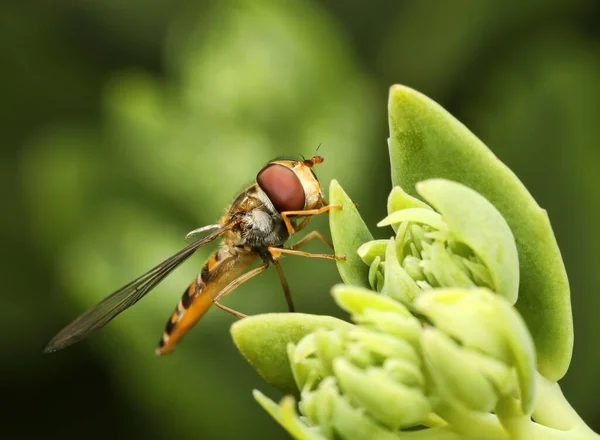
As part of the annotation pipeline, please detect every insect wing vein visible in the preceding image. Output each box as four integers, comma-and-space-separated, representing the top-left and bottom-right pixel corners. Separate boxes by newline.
44, 225, 231, 353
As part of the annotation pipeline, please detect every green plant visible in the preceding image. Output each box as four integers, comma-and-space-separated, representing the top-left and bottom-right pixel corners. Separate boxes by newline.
231, 85, 597, 439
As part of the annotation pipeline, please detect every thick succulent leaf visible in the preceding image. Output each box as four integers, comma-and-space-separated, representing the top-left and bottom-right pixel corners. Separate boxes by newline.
388, 185, 433, 214
329, 179, 374, 288
357, 240, 388, 265
378, 208, 447, 231
331, 284, 413, 317
231, 313, 353, 394
387, 186, 433, 232
388, 84, 572, 381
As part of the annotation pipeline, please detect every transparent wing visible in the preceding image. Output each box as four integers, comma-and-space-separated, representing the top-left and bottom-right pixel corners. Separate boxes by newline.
44, 225, 231, 353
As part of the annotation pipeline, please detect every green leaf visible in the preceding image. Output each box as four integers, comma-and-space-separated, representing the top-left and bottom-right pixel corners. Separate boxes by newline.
387, 186, 433, 232
253, 390, 327, 440
331, 284, 413, 317
231, 313, 353, 394
388, 84, 572, 381
378, 208, 447, 231
357, 240, 388, 265
388, 185, 433, 214
329, 179, 374, 288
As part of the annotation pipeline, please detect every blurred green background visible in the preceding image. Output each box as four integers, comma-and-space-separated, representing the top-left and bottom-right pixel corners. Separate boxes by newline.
2, 0, 599, 438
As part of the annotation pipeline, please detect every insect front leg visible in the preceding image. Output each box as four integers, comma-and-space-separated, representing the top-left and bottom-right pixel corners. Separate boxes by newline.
291, 230, 334, 251
280, 204, 343, 235
266, 246, 344, 313
268, 246, 346, 262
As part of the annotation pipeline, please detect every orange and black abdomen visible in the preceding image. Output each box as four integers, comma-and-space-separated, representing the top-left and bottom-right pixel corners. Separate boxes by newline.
156, 249, 256, 356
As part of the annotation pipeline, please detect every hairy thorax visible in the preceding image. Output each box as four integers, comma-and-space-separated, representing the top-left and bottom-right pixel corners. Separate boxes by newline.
220, 184, 290, 256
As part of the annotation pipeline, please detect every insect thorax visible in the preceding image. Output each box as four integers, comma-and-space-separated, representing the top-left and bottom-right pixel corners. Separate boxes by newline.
225, 185, 290, 251
244, 190, 290, 248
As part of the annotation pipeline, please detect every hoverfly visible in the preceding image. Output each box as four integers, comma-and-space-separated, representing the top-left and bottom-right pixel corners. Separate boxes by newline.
44, 155, 344, 356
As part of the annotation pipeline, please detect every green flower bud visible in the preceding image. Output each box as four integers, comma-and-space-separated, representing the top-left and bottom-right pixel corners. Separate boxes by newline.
415, 288, 536, 414
299, 377, 339, 438
255, 380, 463, 440
367, 255, 384, 292
238, 283, 594, 439
348, 327, 421, 366
262, 285, 433, 433
231, 313, 353, 394
416, 179, 519, 303
331, 285, 421, 345
330, 393, 461, 440
285, 325, 432, 432
421, 327, 513, 413
253, 390, 327, 440
333, 358, 430, 430
381, 237, 420, 303
374, 179, 519, 305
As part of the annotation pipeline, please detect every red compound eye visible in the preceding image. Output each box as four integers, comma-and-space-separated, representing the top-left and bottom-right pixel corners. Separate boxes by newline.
257, 164, 305, 212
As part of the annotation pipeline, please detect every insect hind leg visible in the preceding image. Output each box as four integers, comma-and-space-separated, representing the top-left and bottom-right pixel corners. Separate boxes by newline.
272, 259, 294, 312
213, 302, 247, 319
211, 263, 269, 318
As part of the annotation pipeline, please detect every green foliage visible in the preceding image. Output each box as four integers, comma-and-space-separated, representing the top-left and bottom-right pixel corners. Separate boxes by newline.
233, 86, 598, 439
329, 180, 374, 289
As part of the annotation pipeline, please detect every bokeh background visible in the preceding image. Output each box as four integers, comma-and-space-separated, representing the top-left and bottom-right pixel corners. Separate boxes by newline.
3, 0, 599, 438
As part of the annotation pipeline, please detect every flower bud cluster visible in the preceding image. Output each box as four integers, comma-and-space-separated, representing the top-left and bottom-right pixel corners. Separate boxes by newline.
358, 180, 519, 307
237, 84, 588, 438
249, 180, 538, 439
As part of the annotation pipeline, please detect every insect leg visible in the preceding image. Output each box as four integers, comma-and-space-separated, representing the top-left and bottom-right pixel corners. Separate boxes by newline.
212, 263, 269, 318
291, 230, 334, 250
280, 204, 343, 235
212, 302, 247, 319
268, 246, 346, 261
272, 259, 294, 312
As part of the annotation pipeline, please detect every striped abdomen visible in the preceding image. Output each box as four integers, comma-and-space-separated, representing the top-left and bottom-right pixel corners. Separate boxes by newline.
156, 248, 256, 356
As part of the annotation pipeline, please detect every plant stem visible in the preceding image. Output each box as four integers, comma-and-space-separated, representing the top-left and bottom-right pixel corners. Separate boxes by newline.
532, 372, 599, 438
496, 372, 599, 440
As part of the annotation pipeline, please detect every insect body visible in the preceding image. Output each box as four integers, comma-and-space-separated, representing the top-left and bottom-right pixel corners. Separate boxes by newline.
44, 155, 343, 355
